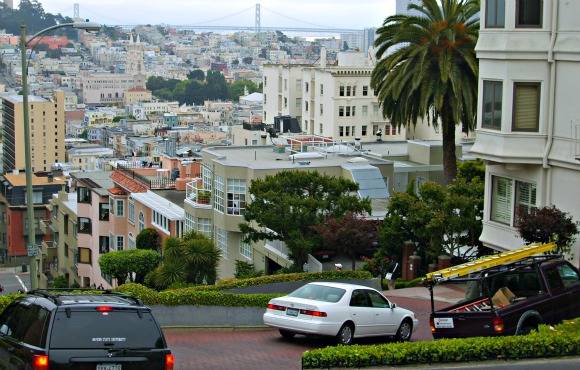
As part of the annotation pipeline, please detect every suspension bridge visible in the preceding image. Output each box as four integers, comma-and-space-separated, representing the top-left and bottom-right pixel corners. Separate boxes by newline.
66, 3, 363, 35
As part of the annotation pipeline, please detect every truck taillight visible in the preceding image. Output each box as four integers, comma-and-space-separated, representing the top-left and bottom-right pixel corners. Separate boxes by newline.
493, 317, 504, 332
429, 317, 435, 332
165, 354, 175, 370
33, 355, 49, 370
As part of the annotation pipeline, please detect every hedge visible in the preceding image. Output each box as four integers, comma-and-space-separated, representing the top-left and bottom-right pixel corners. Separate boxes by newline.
301, 319, 580, 368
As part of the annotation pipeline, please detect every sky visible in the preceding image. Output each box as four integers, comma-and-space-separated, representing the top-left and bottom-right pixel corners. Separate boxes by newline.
17, 0, 397, 31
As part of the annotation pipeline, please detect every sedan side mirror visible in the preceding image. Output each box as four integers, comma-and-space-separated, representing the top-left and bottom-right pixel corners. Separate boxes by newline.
390, 303, 397, 309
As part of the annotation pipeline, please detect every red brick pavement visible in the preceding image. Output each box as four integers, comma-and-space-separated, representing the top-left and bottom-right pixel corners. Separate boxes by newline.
163, 294, 449, 370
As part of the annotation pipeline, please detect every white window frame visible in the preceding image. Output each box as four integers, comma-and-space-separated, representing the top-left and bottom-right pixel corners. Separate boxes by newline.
240, 238, 252, 260
128, 199, 135, 224
217, 228, 229, 260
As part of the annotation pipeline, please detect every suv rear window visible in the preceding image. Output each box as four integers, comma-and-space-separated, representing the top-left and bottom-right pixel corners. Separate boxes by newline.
49, 309, 164, 349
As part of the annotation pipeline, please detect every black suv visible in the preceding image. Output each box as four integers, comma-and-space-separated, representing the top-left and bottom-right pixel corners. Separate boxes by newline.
0, 289, 174, 370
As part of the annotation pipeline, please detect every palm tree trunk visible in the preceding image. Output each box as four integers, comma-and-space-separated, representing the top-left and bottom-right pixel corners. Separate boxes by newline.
441, 107, 458, 186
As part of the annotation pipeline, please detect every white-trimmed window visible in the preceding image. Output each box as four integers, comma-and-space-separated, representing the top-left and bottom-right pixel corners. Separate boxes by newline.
198, 218, 213, 239
128, 233, 135, 249
217, 228, 228, 260
109, 232, 115, 251
240, 238, 252, 260
202, 164, 212, 193
138, 212, 145, 233
185, 212, 195, 233
152, 210, 170, 234
483, 80, 502, 130
516, 0, 542, 28
512, 82, 540, 132
491, 176, 536, 226
296, 97, 301, 109
214, 175, 225, 213
116, 235, 125, 251
227, 179, 246, 216
485, 0, 505, 28
116, 199, 124, 217
109, 197, 114, 216
128, 199, 135, 224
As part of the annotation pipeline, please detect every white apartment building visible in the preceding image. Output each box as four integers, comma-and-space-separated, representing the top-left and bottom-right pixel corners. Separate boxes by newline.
471, 0, 580, 265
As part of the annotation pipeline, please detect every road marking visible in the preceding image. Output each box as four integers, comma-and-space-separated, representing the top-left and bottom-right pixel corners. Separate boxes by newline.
15, 275, 28, 292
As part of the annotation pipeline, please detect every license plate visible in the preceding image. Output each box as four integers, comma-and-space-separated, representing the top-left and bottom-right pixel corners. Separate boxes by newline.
97, 364, 122, 370
434, 317, 454, 328
286, 308, 299, 317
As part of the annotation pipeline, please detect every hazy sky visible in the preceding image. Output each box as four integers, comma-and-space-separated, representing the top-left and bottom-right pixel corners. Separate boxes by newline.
20, 0, 397, 30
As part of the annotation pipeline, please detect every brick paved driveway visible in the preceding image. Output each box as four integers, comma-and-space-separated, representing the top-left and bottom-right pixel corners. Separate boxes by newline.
163, 296, 447, 370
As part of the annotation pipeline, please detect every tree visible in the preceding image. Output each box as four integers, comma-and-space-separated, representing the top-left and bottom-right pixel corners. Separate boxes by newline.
378, 172, 483, 265
79, 129, 88, 139
239, 170, 372, 269
187, 69, 205, 81
151, 231, 221, 289
371, 0, 480, 185
136, 228, 161, 252
228, 80, 260, 102
242, 57, 253, 65
516, 205, 579, 258
99, 249, 161, 285
311, 212, 377, 270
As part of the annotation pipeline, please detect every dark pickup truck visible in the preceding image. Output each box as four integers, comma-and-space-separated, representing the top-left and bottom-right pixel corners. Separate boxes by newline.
426, 255, 580, 338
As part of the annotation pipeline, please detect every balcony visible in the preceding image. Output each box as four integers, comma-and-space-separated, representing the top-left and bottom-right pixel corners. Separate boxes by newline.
115, 165, 176, 190
41, 240, 58, 259
185, 179, 212, 208
40, 219, 56, 235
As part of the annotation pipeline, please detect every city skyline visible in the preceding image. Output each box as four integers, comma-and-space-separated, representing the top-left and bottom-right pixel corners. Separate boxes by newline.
16, 0, 397, 31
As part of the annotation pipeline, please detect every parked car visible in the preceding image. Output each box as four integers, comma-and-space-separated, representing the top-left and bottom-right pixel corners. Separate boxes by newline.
263, 282, 418, 344
0, 289, 174, 369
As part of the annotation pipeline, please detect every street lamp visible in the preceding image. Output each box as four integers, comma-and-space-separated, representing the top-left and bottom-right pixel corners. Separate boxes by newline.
20, 20, 101, 289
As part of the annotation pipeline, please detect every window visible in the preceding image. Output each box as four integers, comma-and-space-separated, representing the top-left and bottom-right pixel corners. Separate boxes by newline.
485, 0, 505, 28
296, 79, 302, 90
483, 80, 503, 130
198, 218, 213, 239
79, 247, 91, 264
78, 217, 92, 234
362, 126, 367, 136
320, 104, 323, 115
99, 236, 110, 254
78, 187, 91, 203
217, 228, 228, 259
339, 126, 344, 137
513, 83, 540, 132
320, 84, 323, 95
64, 215, 69, 234
138, 212, 145, 233
362, 105, 368, 117
240, 238, 252, 260
305, 82, 309, 93
491, 176, 536, 226
346, 86, 352, 96
283, 79, 287, 90
227, 179, 246, 216
127, 199, 134, 224
516, 0, 542, 27
99, 203, 110, 221
296, 98, 301, 109
152, 210, 170, 234
116, 235, 125, 251
339, 106, 345, 117
185, 212, 195, 233
26, 191, 43, 204
128, 233, 135, 249
284, 97, 287, 108
339, 86, 345, 96
116, 199, 124, 217
214, 175, 225, 213
557, 264, 580, 288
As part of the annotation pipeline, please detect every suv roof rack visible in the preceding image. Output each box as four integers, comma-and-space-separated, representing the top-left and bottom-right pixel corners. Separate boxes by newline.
27, 288, 144, 306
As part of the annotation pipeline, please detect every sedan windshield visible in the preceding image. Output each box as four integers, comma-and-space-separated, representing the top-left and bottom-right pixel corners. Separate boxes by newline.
288, 285, 346, 303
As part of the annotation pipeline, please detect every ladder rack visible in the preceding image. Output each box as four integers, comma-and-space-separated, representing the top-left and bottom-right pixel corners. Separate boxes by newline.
425, 242, 556, 284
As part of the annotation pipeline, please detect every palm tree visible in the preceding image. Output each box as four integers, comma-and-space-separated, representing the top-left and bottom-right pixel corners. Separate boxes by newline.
152, 232, 221, 289
371, 0, 480, 185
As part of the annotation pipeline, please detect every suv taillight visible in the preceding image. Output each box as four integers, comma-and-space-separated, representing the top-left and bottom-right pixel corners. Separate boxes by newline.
493, 316, 504, 332
33, 355, 49, 370
165, 354, 175, 370
96, 306, 113, 312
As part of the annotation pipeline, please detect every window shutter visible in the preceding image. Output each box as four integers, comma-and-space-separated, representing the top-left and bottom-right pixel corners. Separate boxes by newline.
514, 84, 539, 131
492, 177, 512, 224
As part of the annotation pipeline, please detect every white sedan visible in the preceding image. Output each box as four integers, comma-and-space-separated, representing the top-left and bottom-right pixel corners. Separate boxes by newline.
263, 282, 418, 345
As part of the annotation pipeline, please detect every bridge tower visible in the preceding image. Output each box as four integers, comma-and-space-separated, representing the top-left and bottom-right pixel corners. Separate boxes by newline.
74, 3, 79, 19
255, 3, 261, 34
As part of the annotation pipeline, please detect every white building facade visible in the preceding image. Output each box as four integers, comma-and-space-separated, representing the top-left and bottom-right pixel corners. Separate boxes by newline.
471, 0, 580, 264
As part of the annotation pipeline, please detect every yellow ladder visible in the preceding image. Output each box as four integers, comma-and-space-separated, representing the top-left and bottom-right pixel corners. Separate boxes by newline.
425, 242, 556, 283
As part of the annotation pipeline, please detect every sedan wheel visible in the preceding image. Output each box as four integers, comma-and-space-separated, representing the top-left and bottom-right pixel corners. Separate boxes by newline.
279, 329, 296, 339
335, 324, 354, 345
395, 320, 412, 341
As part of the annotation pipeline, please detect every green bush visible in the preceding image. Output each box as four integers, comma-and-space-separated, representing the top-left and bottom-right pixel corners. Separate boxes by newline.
301, 319, 580, 368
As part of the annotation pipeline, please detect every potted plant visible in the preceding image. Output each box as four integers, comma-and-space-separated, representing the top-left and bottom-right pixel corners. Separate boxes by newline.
198, 190, 211, 204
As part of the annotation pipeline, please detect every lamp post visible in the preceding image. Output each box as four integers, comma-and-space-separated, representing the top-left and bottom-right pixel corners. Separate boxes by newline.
20, 20, 101, 290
